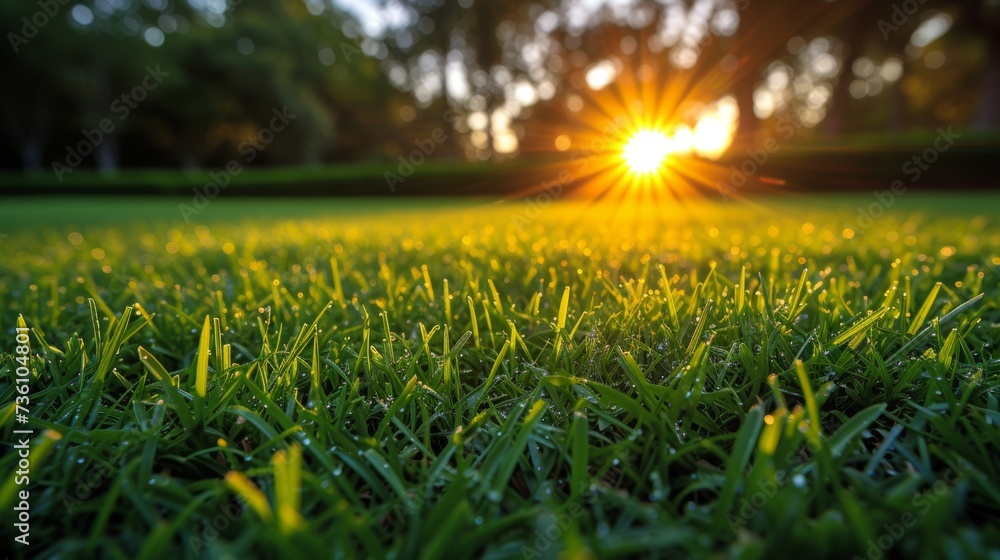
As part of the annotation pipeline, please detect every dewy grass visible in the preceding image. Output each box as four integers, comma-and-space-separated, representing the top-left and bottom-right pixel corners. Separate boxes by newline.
0, 196, 998, 559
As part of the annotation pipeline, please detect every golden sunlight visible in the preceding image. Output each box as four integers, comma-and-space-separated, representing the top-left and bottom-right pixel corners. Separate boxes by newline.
622, 130, 673, 174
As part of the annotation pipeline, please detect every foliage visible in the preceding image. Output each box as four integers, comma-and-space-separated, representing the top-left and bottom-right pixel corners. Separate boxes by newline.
3, 0, 1000, 169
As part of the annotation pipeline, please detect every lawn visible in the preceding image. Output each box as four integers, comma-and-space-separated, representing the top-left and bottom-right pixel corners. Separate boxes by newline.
1, 194, 998, 559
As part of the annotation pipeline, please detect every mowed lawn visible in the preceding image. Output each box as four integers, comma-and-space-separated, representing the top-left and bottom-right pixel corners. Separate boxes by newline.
1, 194, 998, 559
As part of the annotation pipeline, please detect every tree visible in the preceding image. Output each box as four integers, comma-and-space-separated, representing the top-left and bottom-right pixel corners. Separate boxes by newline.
367, 0, 538, 159
956, 0, 1000, 129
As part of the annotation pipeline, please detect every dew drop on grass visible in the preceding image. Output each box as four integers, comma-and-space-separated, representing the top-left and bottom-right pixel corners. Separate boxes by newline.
792, 474, 806, 488
597, 523, 610, 537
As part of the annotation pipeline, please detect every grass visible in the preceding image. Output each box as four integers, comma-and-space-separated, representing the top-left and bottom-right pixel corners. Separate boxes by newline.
1, 194, 998, 559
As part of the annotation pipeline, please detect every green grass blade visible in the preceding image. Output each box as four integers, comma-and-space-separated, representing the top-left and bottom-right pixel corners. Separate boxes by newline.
195, 315, 211, 398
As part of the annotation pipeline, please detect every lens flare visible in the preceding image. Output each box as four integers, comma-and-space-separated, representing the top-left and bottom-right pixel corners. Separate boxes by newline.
622, 130, 672, 174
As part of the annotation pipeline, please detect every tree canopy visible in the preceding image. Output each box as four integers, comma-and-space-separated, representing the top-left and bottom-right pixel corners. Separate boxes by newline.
2, 0, 997, 172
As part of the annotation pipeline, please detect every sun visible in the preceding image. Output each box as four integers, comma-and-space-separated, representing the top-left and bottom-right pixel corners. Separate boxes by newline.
622, 130, 673, 175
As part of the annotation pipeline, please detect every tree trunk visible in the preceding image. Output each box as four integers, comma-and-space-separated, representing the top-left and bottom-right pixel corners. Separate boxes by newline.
180, 152, 199, 171
1, 96, 49, 170
730, 4, 766, 149
92, 61, 120, 172
887, 60, 909, 133
474, 3, 499, 158
96, 131, 119, 171
824, 41, 860, 138
733, 75, 758, 146
974, 37, 1000, 130
22, 129, 45, 171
